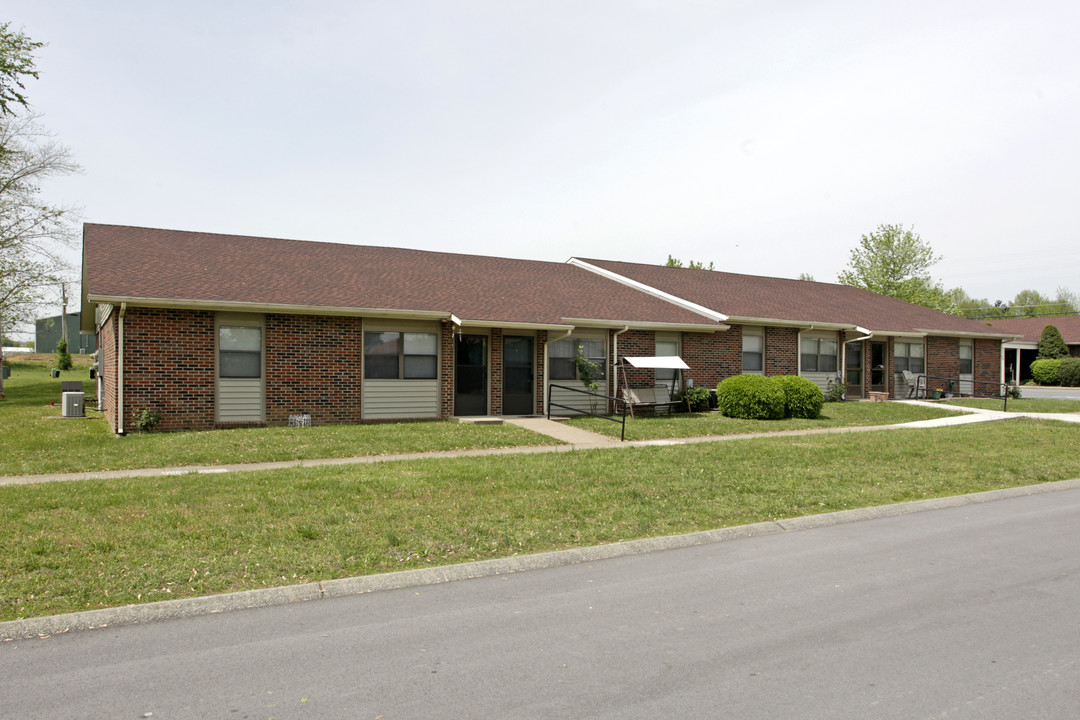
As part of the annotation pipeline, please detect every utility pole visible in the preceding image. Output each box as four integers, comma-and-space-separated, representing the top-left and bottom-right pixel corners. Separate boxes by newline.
61, 282, 68, 345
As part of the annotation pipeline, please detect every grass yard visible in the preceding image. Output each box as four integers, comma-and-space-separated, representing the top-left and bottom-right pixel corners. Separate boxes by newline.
3, 417, 1079, 621
565, 401, 957, 441
0, 357, 557, 476
944, 397, 1080, 413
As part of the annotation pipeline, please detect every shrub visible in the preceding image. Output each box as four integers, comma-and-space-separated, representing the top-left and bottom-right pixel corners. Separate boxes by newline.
678, 385, 711, 412
1030, 358, 1061, 386
55, 338, 74, 371
1059, 357, 1080, 387
822, 378, 845, 403
1037, 324, 1069, 359
771, 375, 824, 419
133, 406, 163, 433
715, 374, 785, 420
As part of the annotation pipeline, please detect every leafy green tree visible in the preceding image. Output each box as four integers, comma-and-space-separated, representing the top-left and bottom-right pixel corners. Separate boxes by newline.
1037, 324, 1069, 360
837, 224, 955, 312
0, 22, 42, 116
665, 255, 715, 270
798, 272, 815, 282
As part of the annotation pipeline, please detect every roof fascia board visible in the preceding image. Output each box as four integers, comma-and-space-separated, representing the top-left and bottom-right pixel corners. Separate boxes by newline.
560, 317, 727, 333
566, 259, 729, 323
86, 295, 454, 322
728, 316, 860, 331
912, 328, 1020, 340
457, 319, 574, 331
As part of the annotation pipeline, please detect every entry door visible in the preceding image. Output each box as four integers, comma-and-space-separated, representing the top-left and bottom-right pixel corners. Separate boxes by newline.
870, 341, 887, 393
503, 336, 534, 415
455, 335, 488, 416
845, 341, 863, 399
958, 341, 974, 395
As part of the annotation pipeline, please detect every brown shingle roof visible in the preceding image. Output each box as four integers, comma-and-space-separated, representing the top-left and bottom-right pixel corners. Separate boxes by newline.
983, 316, 1080, 344
81, 224, 719, 328
575, 258, 1012, 337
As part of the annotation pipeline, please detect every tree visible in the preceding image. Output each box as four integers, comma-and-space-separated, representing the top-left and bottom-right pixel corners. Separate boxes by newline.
798, 272, 815, 282
55, 336, 72, 370
0, 26, 80, 396
0, 23, 42, 116
1037, 324, 1069, 360
665, 255, 715, 271
837, 224, 955, 311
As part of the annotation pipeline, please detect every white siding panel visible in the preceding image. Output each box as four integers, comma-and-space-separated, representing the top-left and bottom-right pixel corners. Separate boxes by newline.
219, 378, 263, 422
363, 379, 439, 419
548, 380, 607, 415
802, 372, 835, 393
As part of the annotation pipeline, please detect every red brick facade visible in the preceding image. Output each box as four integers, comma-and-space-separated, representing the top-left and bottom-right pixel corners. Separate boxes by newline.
97, 305, 1008, 432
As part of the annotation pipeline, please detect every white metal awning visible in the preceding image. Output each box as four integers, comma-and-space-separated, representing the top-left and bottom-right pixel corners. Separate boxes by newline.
621, 356, 690, 370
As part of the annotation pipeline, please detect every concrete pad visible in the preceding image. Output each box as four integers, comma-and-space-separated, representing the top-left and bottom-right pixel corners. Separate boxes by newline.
504, 417, 622, 446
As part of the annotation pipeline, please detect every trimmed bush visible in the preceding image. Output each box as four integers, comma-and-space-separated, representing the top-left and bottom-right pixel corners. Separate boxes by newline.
1038, 324, 1069, 359
1030, 358, 1061, 386
715, 374, 785, 420
1059, 357, 1080, 387
772, 375, 824, 419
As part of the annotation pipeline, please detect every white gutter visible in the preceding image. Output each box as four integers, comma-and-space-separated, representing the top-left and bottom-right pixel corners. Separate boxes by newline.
566, 259, 729, 323
542, 328, 574, 415
118, 302, 127, 435
87, 295, 458, 323
560, 318, 727, 332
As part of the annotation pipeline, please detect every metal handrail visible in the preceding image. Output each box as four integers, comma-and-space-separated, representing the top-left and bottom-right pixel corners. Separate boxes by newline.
547, 384, 629, 441
912, 374, 1017, 412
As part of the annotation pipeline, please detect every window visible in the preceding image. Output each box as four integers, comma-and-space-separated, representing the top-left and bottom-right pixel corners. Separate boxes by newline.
364, 331, 438, 379
219, 326, 262, 378
800, 337, 837, 373
742, 330, 763, 372
894, 342, 925, 374
655, 338, 680, 390
959, 344, 973, 375
549, 337, 606, 381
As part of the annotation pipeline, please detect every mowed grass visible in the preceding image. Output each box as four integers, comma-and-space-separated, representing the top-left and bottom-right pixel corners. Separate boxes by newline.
3, 418, 1079, 621
945, 397, 1080, 413
0, 358, 556, 476
565, 401, 957, 440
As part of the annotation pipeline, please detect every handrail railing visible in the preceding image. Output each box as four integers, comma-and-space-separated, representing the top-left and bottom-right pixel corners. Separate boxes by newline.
547, 384, 629, 441
912, 374, 1017, 412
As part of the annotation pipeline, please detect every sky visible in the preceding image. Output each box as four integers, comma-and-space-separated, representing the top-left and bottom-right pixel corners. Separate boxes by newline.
7, 0, 1080, 316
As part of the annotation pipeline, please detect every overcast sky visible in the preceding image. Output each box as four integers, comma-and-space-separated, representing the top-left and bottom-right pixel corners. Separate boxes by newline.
9, 0, 1080, 306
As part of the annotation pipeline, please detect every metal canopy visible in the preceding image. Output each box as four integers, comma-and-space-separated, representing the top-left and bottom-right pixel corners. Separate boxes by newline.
621, 356, 690, 370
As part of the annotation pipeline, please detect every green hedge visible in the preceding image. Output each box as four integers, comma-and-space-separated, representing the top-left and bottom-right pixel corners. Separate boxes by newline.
715, 374, 786, 420
1059, 357, 1080, 387
1030, 358, 1061, 386
772, 375, 824, 419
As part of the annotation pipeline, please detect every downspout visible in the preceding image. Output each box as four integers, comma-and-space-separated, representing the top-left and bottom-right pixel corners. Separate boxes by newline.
612, 326, 630, 407
542, 328, 573, 415
117, 302, 127, 435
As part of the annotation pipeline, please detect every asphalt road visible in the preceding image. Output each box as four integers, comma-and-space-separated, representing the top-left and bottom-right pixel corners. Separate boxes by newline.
4, 487, 1080, 719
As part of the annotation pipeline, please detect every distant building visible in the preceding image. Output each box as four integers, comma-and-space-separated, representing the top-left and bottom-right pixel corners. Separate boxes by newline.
35, 312, 97, 354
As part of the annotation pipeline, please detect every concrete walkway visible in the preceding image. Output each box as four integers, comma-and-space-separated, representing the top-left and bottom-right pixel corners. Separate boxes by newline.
3, 403, 1079, 488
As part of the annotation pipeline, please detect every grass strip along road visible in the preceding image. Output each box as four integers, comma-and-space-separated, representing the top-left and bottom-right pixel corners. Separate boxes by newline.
3, 418, 1079, 621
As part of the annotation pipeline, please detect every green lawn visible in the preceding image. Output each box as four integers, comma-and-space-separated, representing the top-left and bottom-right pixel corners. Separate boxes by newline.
3, 418, 1078, 621
0, 359, 557, 476
565, 401, 957, 440
945, 398, 1080, 413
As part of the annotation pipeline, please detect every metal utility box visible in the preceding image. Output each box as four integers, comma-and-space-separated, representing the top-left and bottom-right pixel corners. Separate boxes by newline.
62, 391, 85, 417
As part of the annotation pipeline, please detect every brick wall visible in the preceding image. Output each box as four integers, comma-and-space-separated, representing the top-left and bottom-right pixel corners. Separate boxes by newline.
440, 322, 455, 419
765, 327, 798, 375
974, 339, 1000, 385
682, 328, 741, 389
616, 329, 656, 388
926, 336, 959, 382
490, 329, 503, 416
264, 314, 364, 425
119, 307, 217, 432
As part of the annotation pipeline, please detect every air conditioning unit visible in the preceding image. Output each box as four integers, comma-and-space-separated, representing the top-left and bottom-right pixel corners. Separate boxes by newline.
62, 391, 85, 417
